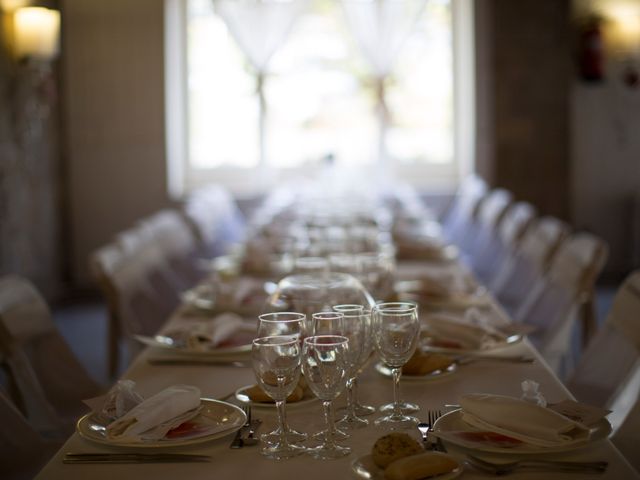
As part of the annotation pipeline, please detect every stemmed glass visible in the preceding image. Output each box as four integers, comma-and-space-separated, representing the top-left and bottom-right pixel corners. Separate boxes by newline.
252, 335, 305, 459
310, 311, 349, 440
332, 304, 369, 429
372, 302, 420, 429
302, 335, 351, 459
256, 312, 307, 444
311, 311, 344, 335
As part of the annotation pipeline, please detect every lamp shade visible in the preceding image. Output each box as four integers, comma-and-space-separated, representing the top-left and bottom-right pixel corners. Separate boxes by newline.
13, 7, 60, 60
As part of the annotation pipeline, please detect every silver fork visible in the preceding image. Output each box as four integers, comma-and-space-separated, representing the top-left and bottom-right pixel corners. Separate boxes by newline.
230, 405, 251, 449
428, 410, 446, 452
466, 454, 608, 475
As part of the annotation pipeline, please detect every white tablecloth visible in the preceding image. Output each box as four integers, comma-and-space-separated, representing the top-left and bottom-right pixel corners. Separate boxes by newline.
35, 261, 639, 479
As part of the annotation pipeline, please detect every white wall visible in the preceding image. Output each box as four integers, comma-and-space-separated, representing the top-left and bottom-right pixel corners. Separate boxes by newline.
571, 81, 640, 277
61, 0, 170, 285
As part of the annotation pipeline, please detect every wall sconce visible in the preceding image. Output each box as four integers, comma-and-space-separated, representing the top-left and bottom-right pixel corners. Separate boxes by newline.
12, 6, 60, 61
606, 2, 640, 88
578, 0, 640, 89
1, 2, 61, 144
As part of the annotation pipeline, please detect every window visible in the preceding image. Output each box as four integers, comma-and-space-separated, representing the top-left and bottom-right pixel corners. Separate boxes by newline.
165, 0, 474, 196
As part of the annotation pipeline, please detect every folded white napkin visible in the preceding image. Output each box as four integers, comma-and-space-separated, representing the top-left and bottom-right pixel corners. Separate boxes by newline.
106, 385, 201, 442
460, 394, 590, 447
171, 313, 248, 351
425, 314, 506, 349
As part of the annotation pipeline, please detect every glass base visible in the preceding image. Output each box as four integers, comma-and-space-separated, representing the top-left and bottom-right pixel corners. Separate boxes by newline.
259, 441, 306, 460
374, 412, 419, 430
261, 426, 307, 445
337, 412, 369, 430
306, 442, 351, 460
354, 402, 376, 416
311, 426, 349, 442
379, 401, 420, 414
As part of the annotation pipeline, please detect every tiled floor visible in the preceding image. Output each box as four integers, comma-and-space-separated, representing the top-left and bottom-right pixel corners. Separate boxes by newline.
52, 285, 619, 389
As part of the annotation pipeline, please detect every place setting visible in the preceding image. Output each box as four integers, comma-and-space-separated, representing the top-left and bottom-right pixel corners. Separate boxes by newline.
70, 383, 249, 463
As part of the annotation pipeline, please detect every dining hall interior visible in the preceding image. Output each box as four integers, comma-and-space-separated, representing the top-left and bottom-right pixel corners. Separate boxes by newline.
1, 0, 640, 478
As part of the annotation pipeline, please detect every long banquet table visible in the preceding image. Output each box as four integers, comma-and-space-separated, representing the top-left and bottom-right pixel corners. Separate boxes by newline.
36, 259, 639, 479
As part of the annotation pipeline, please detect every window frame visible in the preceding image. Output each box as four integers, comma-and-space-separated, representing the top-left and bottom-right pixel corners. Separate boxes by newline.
164, 0, 475, 198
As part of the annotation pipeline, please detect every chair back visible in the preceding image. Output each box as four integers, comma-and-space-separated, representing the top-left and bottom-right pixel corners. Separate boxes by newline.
0, 276, 100, 433
0, 387, 58, 479
91, 237, 179, 376
182, 185, 246, 258
492, 216, 569, 314
515, 232, 608, 375
472, 200, 534, 285
568, 272, 640, 411
441, 175, 487, 250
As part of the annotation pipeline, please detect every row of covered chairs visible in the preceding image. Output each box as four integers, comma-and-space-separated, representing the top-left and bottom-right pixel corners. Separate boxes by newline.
440, 175, 608, 376
92, 184, 246, 377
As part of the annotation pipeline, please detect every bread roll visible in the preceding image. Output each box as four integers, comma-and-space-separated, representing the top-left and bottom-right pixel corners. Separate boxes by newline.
402, 352, 454, 376
384, 452, 459, 480
372, 433, 423, 469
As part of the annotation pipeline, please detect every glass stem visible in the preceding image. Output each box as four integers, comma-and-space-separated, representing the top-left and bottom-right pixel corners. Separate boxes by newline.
352, 377, 360, 406
276, 376, 289, 444
322, 400, 336, 448
346, 377, 355, 418
391, 367, 403, 417
275, 399, 289, 446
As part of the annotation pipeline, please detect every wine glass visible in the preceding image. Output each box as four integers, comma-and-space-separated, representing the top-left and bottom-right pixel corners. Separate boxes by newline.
332, 304, 369, 429
252, 336, 305, 459
311, 311, 344, 335
257, 311, 306, 337
302, 335, 351, 459
372, 302, 420, 429
310, 311, 349, 440
256, 312, 307, 444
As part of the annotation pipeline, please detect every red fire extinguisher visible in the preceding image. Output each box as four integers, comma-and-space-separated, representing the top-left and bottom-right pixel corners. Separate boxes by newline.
578, 16, 604, 82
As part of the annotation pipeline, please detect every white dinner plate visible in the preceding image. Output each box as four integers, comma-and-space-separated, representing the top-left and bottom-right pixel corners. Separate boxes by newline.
432, 409, 612, 455
374, 361, 457, 381
134, 332, 252, 356
351, 453, 463, 480
234, 384, 318, 409
420, 327, 524, 355
76, 399, 246, 448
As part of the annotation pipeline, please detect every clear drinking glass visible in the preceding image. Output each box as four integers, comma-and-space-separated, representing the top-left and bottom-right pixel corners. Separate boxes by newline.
252, 336, 305, 459
332, 304, 369, 429
311, 311, 344, 335
302, 335, 351, 460
256, 312, 307, 444
310, 311, 349, 440
372, 302, 420, 429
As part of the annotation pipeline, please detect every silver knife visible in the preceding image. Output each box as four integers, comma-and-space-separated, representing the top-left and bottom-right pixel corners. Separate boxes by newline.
63, 453, 211, 464
148, 357, 249, 367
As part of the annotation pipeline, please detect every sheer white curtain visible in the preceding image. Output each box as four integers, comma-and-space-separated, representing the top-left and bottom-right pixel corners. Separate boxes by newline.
341, 0, 427, 169
213, 0, 307, 166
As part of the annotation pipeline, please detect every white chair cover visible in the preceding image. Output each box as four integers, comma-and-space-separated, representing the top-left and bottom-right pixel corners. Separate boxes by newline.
515, 233, 608, 375
0, 388, 59, 480
472, 201, 535, 286
464, 188, 512, 272
492, 216, 569, 316
139, 210, 204, 290
612, 381, 640, 473
568, 272, 640, 412
91, 237, 180, 376
183, 185, 246, 258
0, 276, 101, 435
441, 175, 488, 251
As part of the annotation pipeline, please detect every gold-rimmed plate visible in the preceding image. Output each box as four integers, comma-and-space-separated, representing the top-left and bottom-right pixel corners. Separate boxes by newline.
76, 399, 246, 448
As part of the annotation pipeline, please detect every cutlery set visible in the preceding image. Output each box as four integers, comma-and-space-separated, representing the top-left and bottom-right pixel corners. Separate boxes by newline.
63, 453, 211, 464
230, 406, 262, 449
